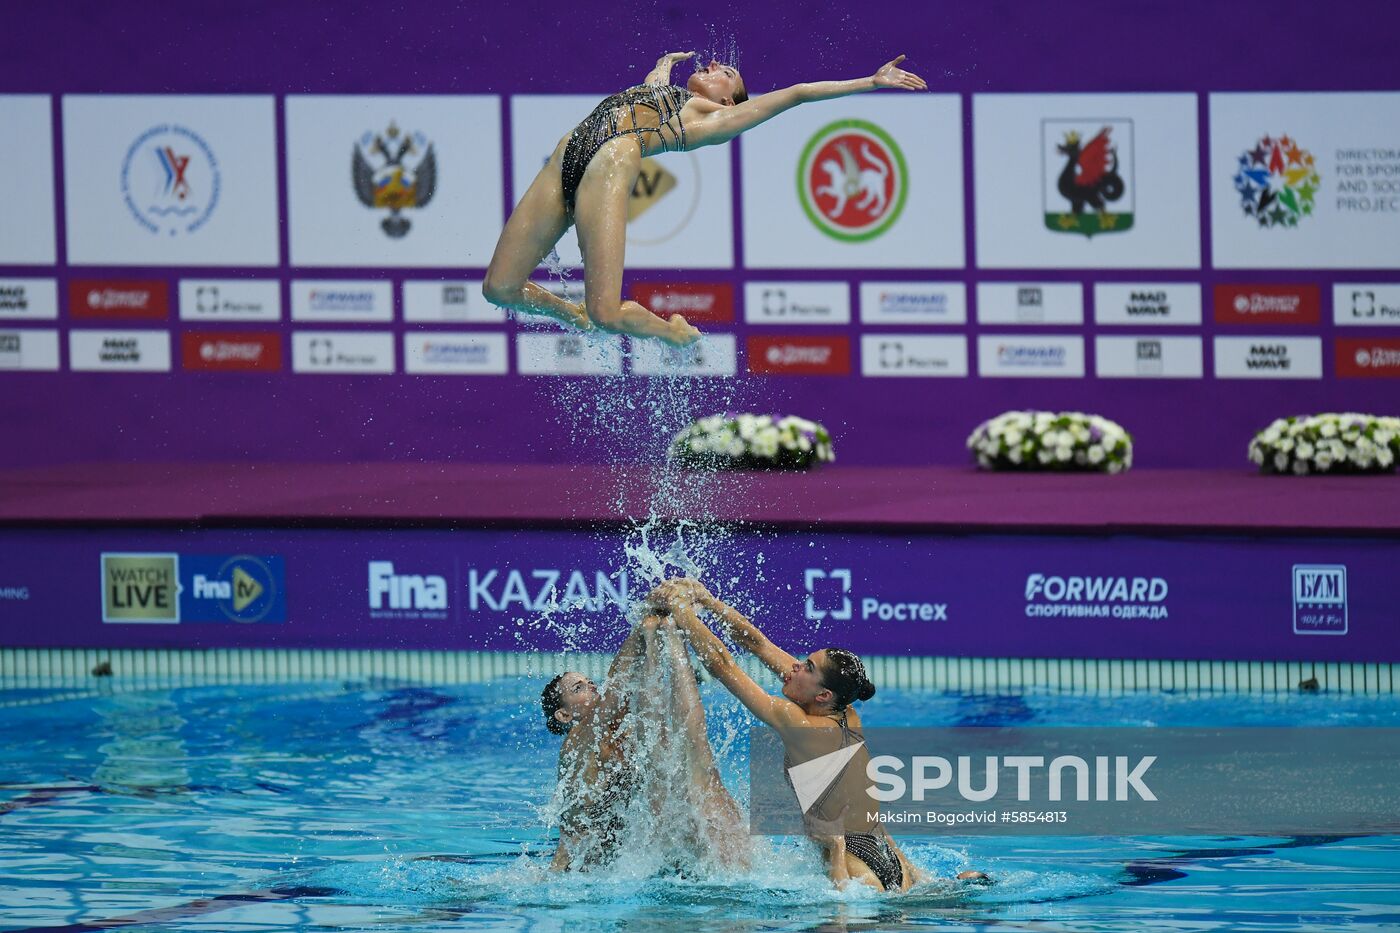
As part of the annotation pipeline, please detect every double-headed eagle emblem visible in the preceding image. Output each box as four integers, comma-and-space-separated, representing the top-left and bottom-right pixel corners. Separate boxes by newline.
352, 121, 437, 238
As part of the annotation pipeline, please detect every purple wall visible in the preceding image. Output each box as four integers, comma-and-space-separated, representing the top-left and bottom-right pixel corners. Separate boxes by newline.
2, 1, 1398, 470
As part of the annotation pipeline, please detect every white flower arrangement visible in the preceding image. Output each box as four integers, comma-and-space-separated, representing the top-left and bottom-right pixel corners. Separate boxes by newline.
1249, 413, 1400, 476
967, 411, 1133, 474
669, 413, 835, 470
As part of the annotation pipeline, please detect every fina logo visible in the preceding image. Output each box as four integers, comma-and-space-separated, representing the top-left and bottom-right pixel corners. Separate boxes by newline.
369, 560, 447, 615
805, 568, 948, 623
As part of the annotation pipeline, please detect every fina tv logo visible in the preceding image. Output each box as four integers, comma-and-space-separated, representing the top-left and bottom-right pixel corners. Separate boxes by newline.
1292, 564, 1347, 635
369, 560, 447, 619
805, 568, 948, 623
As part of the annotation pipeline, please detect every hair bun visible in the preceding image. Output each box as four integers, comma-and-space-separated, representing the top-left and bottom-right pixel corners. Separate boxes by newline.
857, 679, 876, 702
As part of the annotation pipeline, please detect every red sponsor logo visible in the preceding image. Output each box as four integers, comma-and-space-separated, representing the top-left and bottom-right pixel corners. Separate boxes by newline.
1214, 284, 1320, 325
631, 282, 734, 324
69, 280, 170, 320
181, 331, 282, 372
747, 335, 851, 375
1336, 337, 1400, 378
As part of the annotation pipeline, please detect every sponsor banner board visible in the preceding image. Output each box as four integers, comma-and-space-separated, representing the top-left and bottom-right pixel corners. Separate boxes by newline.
403, 332, 509, 375
403, 280, 505, 323
977, 283, 1083, 325
62, 94, 279, 266
69, 280, 169, 320
973, 93, 1201, 268
511, 95, 733, 269
858, 282, 967, 326
1210, 92, 1400, 268
178, 279, 281, 321
516, 332, 623, 375
0, 96, 57, 264
1, 528, 1393, 663
1214, 284, 1321, 325
741, 96, 964, 268
286, 95, 504, 267
1214, 336, 1322, 379
1093, 283, 1201, 326
860, 335, 968, 377
747, 335, 852, 375
0, 278, 59, 321
291, 279, 394, 322
0, 329, 60, 371
744, 281, 850, 325
630, 282, 734, 324
629, 333, 737, 377
1094, 335, 1203, 378
69, 330, 171, 372
977, 335, 1085, 378
1335, 337, 1400, 378
1333, 284, 1400, 326
180, 331, 282, 372
291, 331, 395, 374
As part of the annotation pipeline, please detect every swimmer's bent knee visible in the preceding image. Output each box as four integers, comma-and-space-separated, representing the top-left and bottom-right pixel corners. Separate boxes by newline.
481, 277, 519, 307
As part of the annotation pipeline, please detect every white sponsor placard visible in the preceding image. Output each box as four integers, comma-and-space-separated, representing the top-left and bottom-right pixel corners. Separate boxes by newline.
517, 332, 622, 375
178, 279, 281, 321
1214, 336, 1322, 379
1210, 93, 1400, 268
973, 93, 1200, 268
292, 331, 395, 374
0, 329, 59, 370
290, 279, 393, 322
1095, 335, 1203, 378
62, 95, 278, 266
977, 283, 1084, 325
1094, 283, 1201, 325
403, 332, 508, 375
1333, 283, 1400, 326
858, 282, 966, 325
0, 279, 58, 320
509, 95, 733, 269
286, 95, 503, 267
629, 333, 736, 376
744, 281, 850, 325
0, 97, 56, 264
977, 335, 1085, 378
404, 279, 505, 322
742, 95, 963, 268
860, 334, 968, 377
69, 330, 171, 372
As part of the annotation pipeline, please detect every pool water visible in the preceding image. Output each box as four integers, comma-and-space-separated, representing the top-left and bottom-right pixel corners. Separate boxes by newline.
2, 680, 1398, 931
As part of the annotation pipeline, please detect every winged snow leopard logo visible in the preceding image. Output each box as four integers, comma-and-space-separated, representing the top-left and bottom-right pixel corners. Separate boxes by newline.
352, 121, 438, 238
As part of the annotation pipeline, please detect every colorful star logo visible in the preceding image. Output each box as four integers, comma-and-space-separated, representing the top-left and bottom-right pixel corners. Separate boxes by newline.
1234, 134, 1320, 228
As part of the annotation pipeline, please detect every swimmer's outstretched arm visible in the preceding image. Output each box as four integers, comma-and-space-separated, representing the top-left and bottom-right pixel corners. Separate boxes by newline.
656, 578, 796, 679
685, 55, 927, 149
646, 50, 695, 86
597, 620, 648, 730
666, 602, 801, 731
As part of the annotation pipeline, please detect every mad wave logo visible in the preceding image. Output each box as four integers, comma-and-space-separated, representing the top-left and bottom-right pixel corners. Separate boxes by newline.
1042, 119, 1134, 237
369, 560, 448, 619
788, 741, 866, 813
1234, 134, 1319, 228
121, 124, 221, 236
798, 119, 907, 242
1024, 573, 1169, 620
465, 569, 628, 613
1292, 564, 1347, 635
805, 568, 948, 623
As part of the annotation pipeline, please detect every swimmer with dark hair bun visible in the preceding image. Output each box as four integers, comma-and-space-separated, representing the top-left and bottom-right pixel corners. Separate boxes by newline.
484, 52, 926, 346
648, 577, 990, 892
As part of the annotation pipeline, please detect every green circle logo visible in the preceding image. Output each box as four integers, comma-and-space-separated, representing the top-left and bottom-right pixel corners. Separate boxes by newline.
797, 119, 908, 242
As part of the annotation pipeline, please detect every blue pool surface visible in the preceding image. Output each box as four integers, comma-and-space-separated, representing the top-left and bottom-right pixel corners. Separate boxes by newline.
2, 681, 1399, 932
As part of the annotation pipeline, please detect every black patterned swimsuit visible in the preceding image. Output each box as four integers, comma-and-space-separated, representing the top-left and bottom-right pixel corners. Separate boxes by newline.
560, 84, 693, 213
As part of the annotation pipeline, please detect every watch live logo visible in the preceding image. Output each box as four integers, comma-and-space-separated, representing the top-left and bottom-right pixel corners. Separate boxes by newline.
630, 283, 734, 324
747, 335, 851, 375
1214, 284, 1320, 325
1336, 337, 1400, 378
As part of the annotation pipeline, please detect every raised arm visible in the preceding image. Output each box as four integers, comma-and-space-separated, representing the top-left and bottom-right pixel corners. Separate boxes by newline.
665, 579, 797, 679
596, 619, 647, 728
645, 50, 695, 86
667, 602, 799, 730
686, 55, 927, 148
